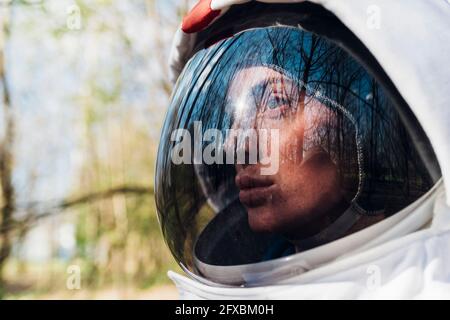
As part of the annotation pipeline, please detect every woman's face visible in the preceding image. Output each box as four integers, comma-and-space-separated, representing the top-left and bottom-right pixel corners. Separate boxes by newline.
227, 66, 347, 237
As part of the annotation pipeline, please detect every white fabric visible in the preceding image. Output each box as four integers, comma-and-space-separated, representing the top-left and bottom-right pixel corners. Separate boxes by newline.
167, 0, 450, 299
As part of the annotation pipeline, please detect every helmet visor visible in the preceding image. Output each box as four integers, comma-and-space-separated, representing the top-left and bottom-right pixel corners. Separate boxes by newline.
156, 27, 440, 282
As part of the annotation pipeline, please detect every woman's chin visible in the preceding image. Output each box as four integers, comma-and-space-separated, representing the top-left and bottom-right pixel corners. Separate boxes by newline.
246, 205, 312, 235
247, 206, 279, 233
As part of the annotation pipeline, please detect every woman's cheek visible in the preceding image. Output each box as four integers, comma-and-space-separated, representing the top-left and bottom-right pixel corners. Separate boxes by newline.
281, 129, 304, 164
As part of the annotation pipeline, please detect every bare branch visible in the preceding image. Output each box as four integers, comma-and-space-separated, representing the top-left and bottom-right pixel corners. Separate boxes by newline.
0, 185, 154, 233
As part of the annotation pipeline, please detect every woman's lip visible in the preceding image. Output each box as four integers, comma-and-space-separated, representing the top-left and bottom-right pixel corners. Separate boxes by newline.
239, 184, 277, 208
235, 174, 274, 190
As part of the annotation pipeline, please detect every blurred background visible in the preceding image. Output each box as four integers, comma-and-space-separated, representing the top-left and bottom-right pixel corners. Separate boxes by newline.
0, 0, 193, 299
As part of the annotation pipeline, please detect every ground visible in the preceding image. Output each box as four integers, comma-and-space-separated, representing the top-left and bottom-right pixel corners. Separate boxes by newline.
6, 284, 179, 300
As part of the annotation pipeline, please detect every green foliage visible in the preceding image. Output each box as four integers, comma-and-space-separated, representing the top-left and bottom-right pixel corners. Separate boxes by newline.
1, 0, 187, 298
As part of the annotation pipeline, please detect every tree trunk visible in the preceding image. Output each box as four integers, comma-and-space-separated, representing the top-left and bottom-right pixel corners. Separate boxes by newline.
0, 8, 15, 295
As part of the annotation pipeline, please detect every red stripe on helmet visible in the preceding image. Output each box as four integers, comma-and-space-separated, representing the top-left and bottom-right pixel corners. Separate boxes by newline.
182, 0, 221, 34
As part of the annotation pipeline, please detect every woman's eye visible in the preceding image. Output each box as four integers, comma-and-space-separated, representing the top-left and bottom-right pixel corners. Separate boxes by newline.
267, 95, 289, 109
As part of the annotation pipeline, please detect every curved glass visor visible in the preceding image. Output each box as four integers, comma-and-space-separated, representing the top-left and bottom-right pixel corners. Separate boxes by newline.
155, 27, 440, 282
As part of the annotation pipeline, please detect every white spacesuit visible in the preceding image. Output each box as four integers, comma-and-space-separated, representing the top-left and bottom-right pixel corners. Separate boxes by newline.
155, 0, 450, 299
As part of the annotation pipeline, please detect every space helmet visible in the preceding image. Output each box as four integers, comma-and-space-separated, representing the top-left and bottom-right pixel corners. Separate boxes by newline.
155, 1, 442, 286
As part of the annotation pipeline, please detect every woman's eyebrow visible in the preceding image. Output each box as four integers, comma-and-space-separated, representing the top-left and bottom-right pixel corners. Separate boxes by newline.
249, 76, 296, 95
